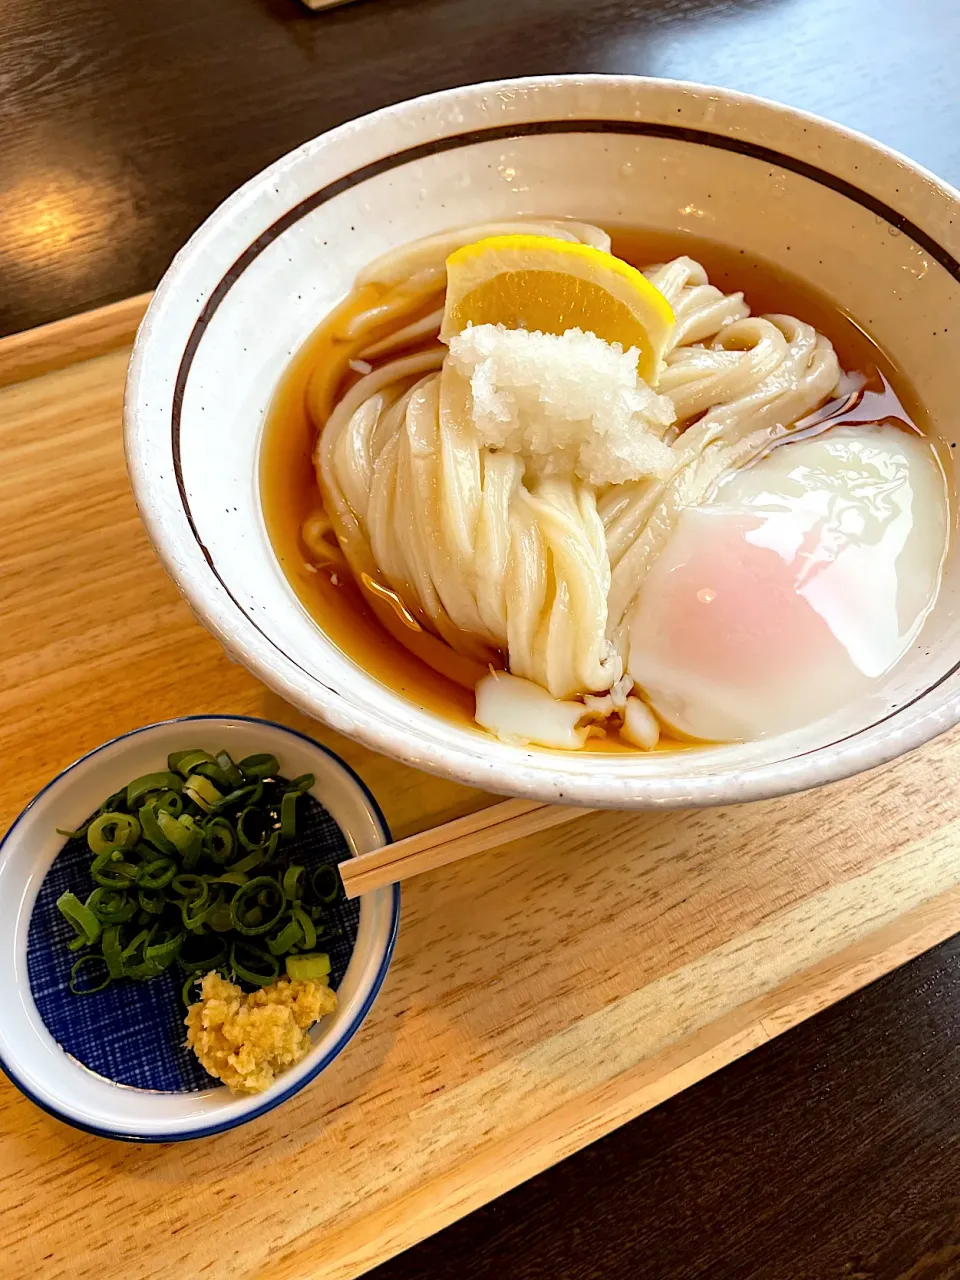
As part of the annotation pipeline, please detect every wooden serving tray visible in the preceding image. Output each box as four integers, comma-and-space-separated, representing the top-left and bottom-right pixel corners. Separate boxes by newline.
2, 300, 960, 1280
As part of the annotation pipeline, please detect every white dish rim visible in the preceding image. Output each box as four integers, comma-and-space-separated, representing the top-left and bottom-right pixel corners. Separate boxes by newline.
124, 74, 960, 808
0, 714, 400, 1142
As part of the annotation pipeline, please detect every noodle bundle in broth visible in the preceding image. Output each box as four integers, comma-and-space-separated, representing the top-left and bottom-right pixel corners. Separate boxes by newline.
276, 219, 947, 751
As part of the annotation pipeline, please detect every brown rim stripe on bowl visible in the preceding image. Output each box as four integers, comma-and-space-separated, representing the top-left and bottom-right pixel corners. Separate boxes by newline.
167, 118, 960, 759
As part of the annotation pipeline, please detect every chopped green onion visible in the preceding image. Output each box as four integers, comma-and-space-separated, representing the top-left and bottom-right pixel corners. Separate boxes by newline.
280, 790, 300, 839
126, 771, 183, 809
181, 817, 204, 870
55, 750, 339, 1001
292, 905, 316, 951
183, 774, 223, 812
138, 857, 177, 890
127, 959, 166, 980
181, 888, 212, 932
86, 887, 137, 924
171, 873, 207, 900
230, 940, 280, 987
56, 822, 90, 840
150, 813, 202, 870
144, 931, 184, 968
100, 789, 128, 815
211, 781, 263, 812
224, 849, 266, 877
203, 817, 235, 864
91, 849, 139, 887
286, 773, 316, 793
121, 927, 152, 961
57, 891, 101, 948
285, 953, 331, 982
311, 864, 341, 904
236, 806, 271, 852
138, 803, 178, 854
216, 869, 250, 887
156, 790, 183, 817
70, 955, 111, 995
191, 760, 231, 787
266, 917, 303, 956
87, 812, 140, 855
102, 925, 125, 979
122, 845, 155, 876
215, 751, 244, 789
204, 898, 235, 933
229, 876, 285, 936
156, 809, 201, 856
137, 887, 166, 915
238, 753, 279, 780
168, 749, 216, 777
282, 864, 304, 901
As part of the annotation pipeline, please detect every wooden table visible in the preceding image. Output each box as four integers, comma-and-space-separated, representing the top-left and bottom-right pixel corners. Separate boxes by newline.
3, 2, 960, 1278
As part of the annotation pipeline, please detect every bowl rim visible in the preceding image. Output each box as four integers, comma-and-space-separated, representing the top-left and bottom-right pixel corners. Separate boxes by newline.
0, 713, 400, 1142
124, 74, 960, 808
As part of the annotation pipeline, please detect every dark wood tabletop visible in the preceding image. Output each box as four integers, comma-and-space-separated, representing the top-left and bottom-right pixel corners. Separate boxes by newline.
4, 1, 960, 1276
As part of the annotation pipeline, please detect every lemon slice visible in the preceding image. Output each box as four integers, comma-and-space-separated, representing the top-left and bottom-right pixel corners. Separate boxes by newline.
440, 234, 675, 382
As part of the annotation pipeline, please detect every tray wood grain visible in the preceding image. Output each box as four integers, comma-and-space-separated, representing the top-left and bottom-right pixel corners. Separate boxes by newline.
1, 302, 959, 1280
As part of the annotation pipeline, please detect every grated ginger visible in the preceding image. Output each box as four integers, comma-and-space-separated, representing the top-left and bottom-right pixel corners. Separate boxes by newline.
185, 971, 337, 1094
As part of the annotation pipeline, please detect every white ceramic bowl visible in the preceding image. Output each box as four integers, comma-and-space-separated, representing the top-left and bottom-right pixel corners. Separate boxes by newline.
0, 716, 398, 1141
124, 75, 960, 809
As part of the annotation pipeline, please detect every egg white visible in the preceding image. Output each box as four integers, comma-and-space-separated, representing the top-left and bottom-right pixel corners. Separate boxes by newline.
627, 424, 948, 741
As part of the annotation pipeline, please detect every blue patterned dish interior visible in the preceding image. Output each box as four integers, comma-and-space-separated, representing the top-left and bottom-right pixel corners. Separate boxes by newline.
27, 790, 359, 1093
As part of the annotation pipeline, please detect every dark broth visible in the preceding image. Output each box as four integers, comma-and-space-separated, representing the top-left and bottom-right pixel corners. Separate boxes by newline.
260, 228, 928, 749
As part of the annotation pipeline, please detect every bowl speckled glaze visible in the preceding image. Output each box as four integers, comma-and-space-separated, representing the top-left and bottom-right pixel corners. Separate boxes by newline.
124, 76, 960, 809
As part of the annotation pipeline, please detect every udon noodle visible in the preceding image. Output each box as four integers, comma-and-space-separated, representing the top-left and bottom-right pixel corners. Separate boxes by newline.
288, 219, 946, 750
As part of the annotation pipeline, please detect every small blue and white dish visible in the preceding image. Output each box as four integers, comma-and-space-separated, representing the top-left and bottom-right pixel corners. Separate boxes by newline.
0, 715, 399, 1142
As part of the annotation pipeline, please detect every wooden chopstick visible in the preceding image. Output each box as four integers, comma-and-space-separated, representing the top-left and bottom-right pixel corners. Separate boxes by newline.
338, 798, 596, 898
